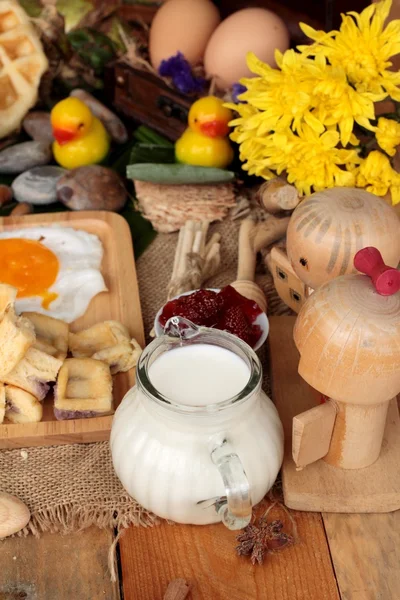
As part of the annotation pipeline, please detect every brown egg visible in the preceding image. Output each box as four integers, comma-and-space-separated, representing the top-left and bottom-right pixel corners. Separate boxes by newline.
149, 0, 220, 70
204, 8, 290, 90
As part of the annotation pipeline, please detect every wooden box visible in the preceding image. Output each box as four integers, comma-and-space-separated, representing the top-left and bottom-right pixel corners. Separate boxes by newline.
107, 63, 193, 141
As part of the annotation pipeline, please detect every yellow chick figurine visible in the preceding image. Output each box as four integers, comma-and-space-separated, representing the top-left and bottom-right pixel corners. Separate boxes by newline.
51, 97, 110, 169
175, 96, 234, 169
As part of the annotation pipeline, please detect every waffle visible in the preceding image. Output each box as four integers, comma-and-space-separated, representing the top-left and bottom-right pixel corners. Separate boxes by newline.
0, 0, 48, 138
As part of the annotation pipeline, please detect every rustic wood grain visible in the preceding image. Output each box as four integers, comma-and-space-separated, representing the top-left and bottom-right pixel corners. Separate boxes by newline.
0, 211, 145, 449
0, 527, 120, 600
323, 512, 400, 600
119, 515, 339, 600
269, 316, 400, 513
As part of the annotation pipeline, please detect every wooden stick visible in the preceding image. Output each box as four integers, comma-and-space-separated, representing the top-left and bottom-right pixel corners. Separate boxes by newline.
237, 218, 257, 281
204, 246, 221, 280
176, 221, 195, 278
204, 232, 221, 256
171, 227, 185, 281
163, 578, 190, 600
192, 230, 203, 255
200, 221, 209, 255
251, 216, 290, 253
257, 178, 300, 214
205, 243, 220, 272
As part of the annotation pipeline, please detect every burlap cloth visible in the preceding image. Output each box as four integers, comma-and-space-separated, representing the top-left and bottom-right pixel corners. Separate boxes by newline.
0, 217, 291, 536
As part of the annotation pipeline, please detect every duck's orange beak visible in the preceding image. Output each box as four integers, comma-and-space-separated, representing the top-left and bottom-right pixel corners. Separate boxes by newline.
199, 120, 230, 138
52, 126, 77, 145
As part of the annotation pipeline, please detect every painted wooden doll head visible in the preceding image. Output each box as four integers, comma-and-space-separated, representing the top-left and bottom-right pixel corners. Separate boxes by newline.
287, 188, 400, 290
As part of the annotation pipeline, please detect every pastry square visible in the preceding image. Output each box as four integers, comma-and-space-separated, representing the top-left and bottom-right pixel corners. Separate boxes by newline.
69, 320, 142, 374
23, 312, 69, 361
0, 308, 35, 379
4, 385, 43, 424
3, 347, 63, 400
54, 358, 113, 420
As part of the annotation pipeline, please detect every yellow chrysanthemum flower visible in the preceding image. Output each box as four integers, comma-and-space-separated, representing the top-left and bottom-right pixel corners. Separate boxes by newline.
354, 150, 399, 203
299, 0, 400, 101
389, 172, 400, 205
282, 126, 359, 195
299, 55, 376, 145
237, 51, 324, 135
375, 117, 400, 156
226, 102, 282, 179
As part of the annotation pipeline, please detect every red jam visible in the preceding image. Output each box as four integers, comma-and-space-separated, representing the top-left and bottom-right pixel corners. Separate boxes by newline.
159, 286, 263, 347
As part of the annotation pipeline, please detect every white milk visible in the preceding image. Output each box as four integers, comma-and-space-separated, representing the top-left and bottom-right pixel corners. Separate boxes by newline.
148, 344, 250, 405
111, 340, 284, 526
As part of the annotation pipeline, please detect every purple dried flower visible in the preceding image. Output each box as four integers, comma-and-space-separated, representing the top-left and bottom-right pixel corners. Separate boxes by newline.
159, 52, 205, 95
231, 83, 247, 104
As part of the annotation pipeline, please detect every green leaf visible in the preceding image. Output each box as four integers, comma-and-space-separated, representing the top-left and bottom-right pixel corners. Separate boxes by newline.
67, 28, 116, 75
56, 0, 93, 32
120, 202, 156, 258
133, 126, 174, 146
126, 163, 236, 185
129, 144, 176, 165
19, 0, 42, 17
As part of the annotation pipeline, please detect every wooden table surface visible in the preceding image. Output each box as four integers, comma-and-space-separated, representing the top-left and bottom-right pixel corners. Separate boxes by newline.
2, 317, 399, 600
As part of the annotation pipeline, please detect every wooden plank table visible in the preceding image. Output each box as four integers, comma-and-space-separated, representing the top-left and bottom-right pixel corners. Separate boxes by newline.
1, 317, 399, 600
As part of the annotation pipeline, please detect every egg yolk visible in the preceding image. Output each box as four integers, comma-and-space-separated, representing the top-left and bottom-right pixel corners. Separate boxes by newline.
0, 238, 59, 309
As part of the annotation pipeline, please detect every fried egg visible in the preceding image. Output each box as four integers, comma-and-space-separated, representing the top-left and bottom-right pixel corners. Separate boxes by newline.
0, 227, 107, 323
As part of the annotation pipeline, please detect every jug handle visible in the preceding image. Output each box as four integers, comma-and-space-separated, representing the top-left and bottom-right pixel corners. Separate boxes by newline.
211, 438, 252, 530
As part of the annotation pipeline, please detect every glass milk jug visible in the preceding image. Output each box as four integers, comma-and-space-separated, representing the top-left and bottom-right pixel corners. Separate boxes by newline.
110, 318, 284, 530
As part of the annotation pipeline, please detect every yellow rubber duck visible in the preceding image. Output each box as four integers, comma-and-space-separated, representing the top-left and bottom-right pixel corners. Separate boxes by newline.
51, 97, 110, 169
175, 96, 234, 169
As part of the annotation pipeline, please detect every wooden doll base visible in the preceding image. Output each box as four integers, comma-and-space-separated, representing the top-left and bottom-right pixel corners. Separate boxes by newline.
269, 316, 400, 513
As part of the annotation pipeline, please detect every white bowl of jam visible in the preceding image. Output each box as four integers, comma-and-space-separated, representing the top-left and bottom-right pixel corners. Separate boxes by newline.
154, 286, 269, 351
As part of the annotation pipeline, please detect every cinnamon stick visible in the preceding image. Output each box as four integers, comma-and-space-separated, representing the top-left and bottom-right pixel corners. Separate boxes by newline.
167, 221, 221, 299
257, 178, 300, 214
163, 578, 190, 600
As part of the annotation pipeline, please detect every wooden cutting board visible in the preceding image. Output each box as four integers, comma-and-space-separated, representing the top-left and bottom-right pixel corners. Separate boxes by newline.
0, 211, 145, 449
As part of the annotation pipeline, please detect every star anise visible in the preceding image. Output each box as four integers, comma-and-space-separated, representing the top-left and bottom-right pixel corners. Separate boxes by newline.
236, 518, 294, 565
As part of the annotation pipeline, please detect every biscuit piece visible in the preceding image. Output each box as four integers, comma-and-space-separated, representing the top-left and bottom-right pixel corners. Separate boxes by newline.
4, 385, 43, 423
23, 312, 69, 361
0, 308, 35, 379
3, 347, 63, 400
69, 321, 142, 374
0, 284, 17, 320
54, 358, 113, 420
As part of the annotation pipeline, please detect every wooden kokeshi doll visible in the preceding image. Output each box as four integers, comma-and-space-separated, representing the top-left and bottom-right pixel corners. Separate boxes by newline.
293, 247, 400, 470
276, 188, 400, 314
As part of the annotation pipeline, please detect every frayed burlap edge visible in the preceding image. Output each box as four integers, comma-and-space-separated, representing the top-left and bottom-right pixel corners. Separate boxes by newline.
18, 502, 158, 538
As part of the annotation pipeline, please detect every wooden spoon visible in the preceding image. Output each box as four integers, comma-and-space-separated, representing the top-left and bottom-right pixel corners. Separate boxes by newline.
230, 218, 267, 313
